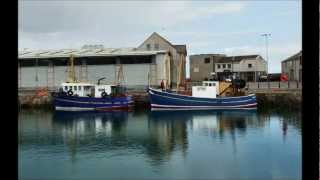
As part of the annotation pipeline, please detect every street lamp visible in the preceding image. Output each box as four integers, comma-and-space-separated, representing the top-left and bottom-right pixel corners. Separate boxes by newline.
261, 33, 271, 74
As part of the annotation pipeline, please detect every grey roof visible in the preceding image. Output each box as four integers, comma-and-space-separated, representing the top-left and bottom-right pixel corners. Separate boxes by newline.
281, 50, 302, 63
189, 54, 226, 57
216, 55, 261, 63
18, 47, 167, 59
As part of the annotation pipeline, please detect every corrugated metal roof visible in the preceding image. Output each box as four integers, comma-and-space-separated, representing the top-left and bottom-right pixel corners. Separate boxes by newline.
18, 48, 167, 59
281, 50, 302, 63
216, 55, 262, 63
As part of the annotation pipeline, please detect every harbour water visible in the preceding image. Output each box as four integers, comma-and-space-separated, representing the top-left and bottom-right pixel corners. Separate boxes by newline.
18, 108, 301, 180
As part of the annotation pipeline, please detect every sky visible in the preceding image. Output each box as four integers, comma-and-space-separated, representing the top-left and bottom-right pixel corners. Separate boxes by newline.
18, 0, 302, 75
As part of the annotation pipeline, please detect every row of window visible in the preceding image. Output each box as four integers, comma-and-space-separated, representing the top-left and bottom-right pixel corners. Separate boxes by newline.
217, 64, 232, 69
64, 86, 82, 91
217, 63, 252, 69
204, 82, 216, 86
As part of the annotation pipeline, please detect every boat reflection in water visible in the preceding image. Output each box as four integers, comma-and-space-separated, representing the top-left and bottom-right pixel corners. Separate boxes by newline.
52, 109, 190, 166
51, 109, 260, 163
19, 108, 301, 179
22, 108, 298, 167
149, 109, 259, 142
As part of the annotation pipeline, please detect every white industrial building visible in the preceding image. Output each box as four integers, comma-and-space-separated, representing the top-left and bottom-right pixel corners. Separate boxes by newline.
18, 32, 187, 90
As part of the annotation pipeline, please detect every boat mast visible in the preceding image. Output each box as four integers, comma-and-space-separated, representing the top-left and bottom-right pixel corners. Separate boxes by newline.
68, 54, 77, 83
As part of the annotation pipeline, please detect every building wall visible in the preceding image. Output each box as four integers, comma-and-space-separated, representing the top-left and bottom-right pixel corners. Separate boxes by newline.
190, 55, 267, 82
189, 54, 225, 81
138, 34, 186, 86
215, 58, 267, 73
238, 58, 267, 72
18, 64, 154, 88
18, 55, 168, 89
281, 54, 302, 81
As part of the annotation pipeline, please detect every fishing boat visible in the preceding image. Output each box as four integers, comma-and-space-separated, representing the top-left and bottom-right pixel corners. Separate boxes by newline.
51, 55, 133, 111
148, 80, 257, 110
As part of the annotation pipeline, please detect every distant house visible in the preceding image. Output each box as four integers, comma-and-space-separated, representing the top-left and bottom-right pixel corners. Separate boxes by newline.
190, 54, 267, 82
137, 32, 187, 86
281, 51, 302, 82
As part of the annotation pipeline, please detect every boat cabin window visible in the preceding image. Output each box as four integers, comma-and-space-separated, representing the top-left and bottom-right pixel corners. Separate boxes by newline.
204, 82, 216, 87
74, 86, 77, 91
69, 86, 72, 90
64, 86, 68, 91
78, 86, 81, 90
98, 88, 105, 92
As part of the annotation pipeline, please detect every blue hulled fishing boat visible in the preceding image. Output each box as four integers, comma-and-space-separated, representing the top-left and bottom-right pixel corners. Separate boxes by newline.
51, 55, 133, 111
52, 84, 133, 111
148, 80, 257, 110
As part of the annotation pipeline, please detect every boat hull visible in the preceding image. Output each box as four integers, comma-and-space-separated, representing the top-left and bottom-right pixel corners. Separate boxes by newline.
148, 88, 257, 110
53, 95, 134, 111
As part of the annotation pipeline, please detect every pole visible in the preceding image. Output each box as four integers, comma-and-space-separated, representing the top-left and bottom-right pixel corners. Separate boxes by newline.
232, 56, 234, 80
261, 33, 271, 74
261, 33, 271, 88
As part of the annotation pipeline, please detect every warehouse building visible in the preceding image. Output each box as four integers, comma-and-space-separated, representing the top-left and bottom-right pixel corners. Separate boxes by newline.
18, 32, 187, 90
281, 50, 302, 82
190, 54, 267, 82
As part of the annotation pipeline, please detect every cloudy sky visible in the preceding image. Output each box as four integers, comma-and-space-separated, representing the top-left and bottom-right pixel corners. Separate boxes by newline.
19, 0, 301, 75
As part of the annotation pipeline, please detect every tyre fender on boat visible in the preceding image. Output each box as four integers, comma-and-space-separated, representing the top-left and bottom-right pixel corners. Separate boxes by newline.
101, 91, 107, 98
67, 89, 73, 96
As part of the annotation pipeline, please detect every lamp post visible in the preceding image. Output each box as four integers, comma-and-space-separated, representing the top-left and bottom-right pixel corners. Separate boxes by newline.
261, 33, 271, 88
261, 33, 271, 74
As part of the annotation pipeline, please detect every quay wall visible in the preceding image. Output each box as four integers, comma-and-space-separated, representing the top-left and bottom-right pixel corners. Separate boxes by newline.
18, 88, 301, 110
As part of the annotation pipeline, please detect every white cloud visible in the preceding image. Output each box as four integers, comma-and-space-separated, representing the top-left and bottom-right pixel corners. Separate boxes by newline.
222, 43, 301, 58
19, 1, 246, 34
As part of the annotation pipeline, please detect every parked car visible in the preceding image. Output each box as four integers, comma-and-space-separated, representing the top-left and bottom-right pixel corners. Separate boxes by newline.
268, 73, 281, 81
280, 73, 288, 82
259, 75, 268, 82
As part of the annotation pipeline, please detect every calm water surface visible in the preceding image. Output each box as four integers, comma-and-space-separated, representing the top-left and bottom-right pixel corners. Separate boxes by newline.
18, 109, 301, 180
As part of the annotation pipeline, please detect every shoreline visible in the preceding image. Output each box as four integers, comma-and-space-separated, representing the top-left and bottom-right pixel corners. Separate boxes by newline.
18, 90, 301, 111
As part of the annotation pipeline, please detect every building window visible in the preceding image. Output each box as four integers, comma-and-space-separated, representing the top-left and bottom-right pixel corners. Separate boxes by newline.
193, 67, 199, 72
222, 64, 226, 68
204, 58, 210, 63
227, 64, 231, 68
154, 44, 159, 50
146, 44, 150, 50
248, 64, 252, 68
217, 64, 221, 69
